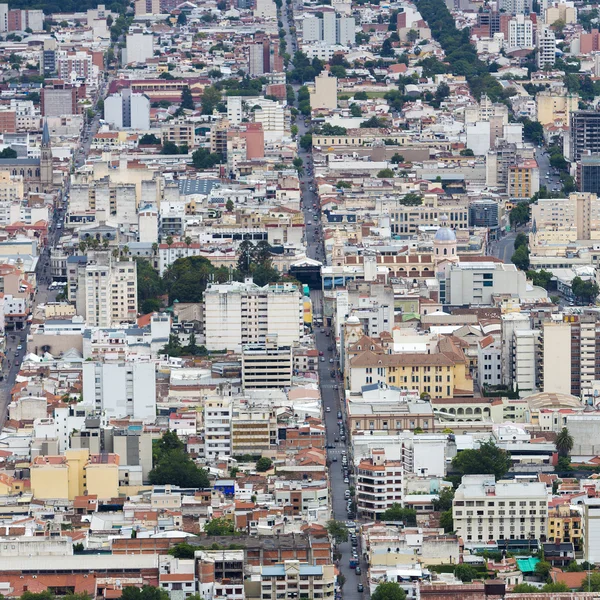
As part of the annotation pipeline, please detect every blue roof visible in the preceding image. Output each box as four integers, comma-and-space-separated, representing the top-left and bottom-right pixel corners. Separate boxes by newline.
178, 179, 219, 196
67, 255, 88, 264
262, 565, 323, 576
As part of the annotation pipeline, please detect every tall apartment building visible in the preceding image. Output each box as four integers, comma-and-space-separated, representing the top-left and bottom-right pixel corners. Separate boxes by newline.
577, 155, 600, 195
248, 38, 282, 76
82, 361, 156, 421
537, 28, 556, 68
583, 497, 600, 562
453, 475, 548, 543
104, 88, 150, 130
74, 251, 137, 327
56, 51, 94, 84
125, 33, 154, 65
241, 337, 293, 389
356, 448, 404, 520
508, 15, 533, 49
570, 111, 600, 162
507, 159, 540, 199
260, 562, 335, 600
204, 396, 232, 459
70, 178, 137, 225
531, 193, 600, 241
301, 13, 355, 45
203, 280, 303, 353
536, 91, 579, 126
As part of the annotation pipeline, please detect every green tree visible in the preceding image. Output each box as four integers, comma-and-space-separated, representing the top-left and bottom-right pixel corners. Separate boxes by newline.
149, 431, 210, 488
326, 519, 349, 544
204, 517, 235, 536
168, 542, 196, 559
514, 232, 528, 250
226, 199, 234, 212
535, 560, 553, 580
380, 503, 417, 525
510, 202, 530, 227
361, 116, 386, 128
350, 103, 362, 117
121, 586, 169, 600
136, 258, 164, 312
391, 153, 405, 164
162, 141, 180, 155
556, 427, 574, 457
139, 133, 161, 145
454, 564, 478, 582
142, 298, 161, 314
433, 487, 454, 511
354, 91, 368, 100
192, 148, 222, 169
337, 181, 351, 188
452, 440, 511, 479
292, 157, 304, 172
400, 193, 422, 206
377, 168, 394, 178
511, 584, 539, 593
439, 509, 453, 533
180, 85, 194, 110
572, 276, 600, 304
371, 582, 406, 600
256, 457, 273, 472
0, 148, 17, 159
201, 85, 222, 114
511, 245, 530, 271
299, 133, 312, 151
566, 561, 584, 572
542, 582, 570, 592
581, 572, 600, 592
526, 269, 553, 290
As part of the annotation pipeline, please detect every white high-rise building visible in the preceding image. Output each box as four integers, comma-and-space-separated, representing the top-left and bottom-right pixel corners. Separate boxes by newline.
125, 33, 154, 65
203, 279, 304, 352
453, 475, 548, 543
75, 251, 138, 327
301, 13, 355, 45
104, 88, 150, 130
204, 396, 232, 459
253, 99, 285, 142
82, 361, 156, 421
322, 11, 336, 45
508, 15, 534, 49
537, 27, 556, 68
302, 16, 321, 41
227, 96, 243, 125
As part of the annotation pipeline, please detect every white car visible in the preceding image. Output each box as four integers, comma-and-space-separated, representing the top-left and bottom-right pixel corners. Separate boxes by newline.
344, 477, 349, 484
326, 407, 331, 412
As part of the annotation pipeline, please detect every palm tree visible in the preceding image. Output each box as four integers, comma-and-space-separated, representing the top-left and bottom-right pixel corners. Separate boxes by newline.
79, 241, 87, 254
152, 242, 159, 255
556, 427, 574, 457
102, 238, 110, 249
112, 248, 119, 260
166, 236, 174, 248
122, 245, 130, 257
184, 236, 192, 248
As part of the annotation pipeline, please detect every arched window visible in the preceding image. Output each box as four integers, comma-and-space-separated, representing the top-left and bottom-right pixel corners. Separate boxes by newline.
444, 248, 447, 255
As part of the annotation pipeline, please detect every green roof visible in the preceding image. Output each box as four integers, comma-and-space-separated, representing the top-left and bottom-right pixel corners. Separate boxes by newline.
516, 557, 540, 573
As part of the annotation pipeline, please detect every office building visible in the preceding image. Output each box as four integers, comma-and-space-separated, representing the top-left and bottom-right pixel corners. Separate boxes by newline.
104, 88, 150, 130
469, 199, 499, 230
571, 111, 600, 162
537, 28, 556, 68
74, 251, 138, 327
41, 86, 79, 117
577, 155, 600, 194
203, 279, 303, 353
56, 50, 94, 84
356, 448, 404, 520
453, 474, 548, 543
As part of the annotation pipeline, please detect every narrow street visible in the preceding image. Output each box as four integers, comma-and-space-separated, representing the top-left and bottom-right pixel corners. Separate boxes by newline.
280, 5, 365, 600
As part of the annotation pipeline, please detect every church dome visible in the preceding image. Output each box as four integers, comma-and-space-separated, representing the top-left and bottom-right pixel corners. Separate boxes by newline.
434, 227, 456, 243
346, 315, 360, 325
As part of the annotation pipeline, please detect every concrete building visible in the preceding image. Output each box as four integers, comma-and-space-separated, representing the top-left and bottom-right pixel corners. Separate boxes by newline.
513, 329, 539, 394
444, 262, 533, 306
453, 474, 548, 543
356, 448, 403, 520
309, 71, 337, 111
545, 1, 576, 24
241, 338, 293, 389
583, 497, 600, 562
104, 88, 150, 130
508, 15, 533, 49
301, 13, 355, 45
507, 160, 539, 199
571, 111, 600, 162
203, 279, 303, 353
536, 91, 579, 127
469, 199, 499, 231
82, 361, 156, 421
541, 321, 571, 395
227, 96, 243, 126
531, 193, 600, 241
253, 99, 285, 142
74, 251, 138, 327
125, 33, 154, 65
260, 561, 335, 600
537, 28, 556, 68
204, 396, 232, 459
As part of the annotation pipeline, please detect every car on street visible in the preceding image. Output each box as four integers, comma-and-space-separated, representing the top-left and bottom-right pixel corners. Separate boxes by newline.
344, 477, 349, 483
320, 357, 325, 362
355, 566, 361, 575
16, 345, 22, 351
357, 584, 364, 593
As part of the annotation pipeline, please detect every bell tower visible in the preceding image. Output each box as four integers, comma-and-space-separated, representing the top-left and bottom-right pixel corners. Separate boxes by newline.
40, 119, 53, 191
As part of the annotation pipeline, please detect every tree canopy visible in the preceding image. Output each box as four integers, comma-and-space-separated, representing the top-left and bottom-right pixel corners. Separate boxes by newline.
204, 517, 236, 536
380, 503, 417, 525
371, 582, 406, 600
326, 520, 349, 544
149, 431, 210, 489
451, 440, 511, 479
